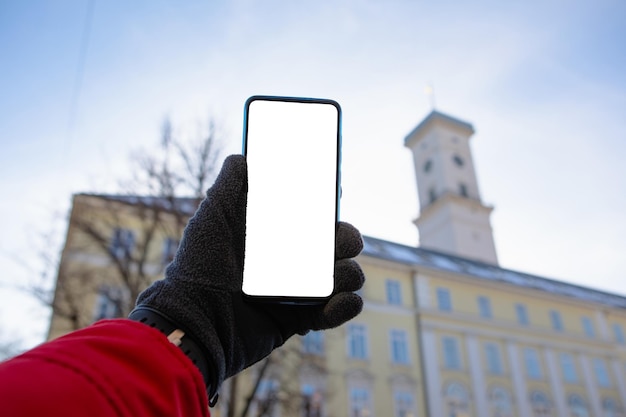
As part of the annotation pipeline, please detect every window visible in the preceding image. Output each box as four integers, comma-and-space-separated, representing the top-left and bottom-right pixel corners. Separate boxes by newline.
568, 394, 589, 417
478, 296, 492, 318
348, 324, 368, 359
593, 358, 610, 387
349, 387, 372, 417
530, 391, 551, 417
559, 353, 578, 383
110, 228, 135, 259
490, 387, 512, 417
303, 331, 324, 355
459, 183, 468, 197
254, 379, 280, 417
393, 391, 415, 417
162, 237, 178, 266
602, 398, 623, 417
257, 378, 279, 398
424, 159, 433, 173
453, 154, 465, 167
93, 285, 126, 321
301, 384, 323, 417
443, 336, 461, 369
550, 310, 563, 331
386, 279, 402, 305
581, 317, 595, 338
428, 187, 437, 204
515, 303, 529, 325
437, 287, 452, 312
485, 343, 503, 375
390, 330, 409, 364
613, 323, 625, 344
444, 382, 470, 417
524, 348, 543, 379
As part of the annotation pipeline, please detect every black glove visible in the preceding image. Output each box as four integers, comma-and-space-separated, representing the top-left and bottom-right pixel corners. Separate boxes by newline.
131, 154, 365, 400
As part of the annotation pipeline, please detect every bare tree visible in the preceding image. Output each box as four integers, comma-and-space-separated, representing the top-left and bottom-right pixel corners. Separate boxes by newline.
128, 118, 221, 202
218, 332, 330, 417
29, 114, 328, 415
43, 116, 222, 338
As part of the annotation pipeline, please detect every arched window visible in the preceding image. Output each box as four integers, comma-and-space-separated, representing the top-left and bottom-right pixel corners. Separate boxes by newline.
568, 394, 589, 417
393, 391, 416, 417
452, 154, 465, 167
301, 383, 324, 417
444, 382, 470, 417
530, 391, 552, 417
253, 379, 280, 417
489, 387, 512, 417
349, 387, 372, 417
602, 397, 625, 417
459, 183, 469, 197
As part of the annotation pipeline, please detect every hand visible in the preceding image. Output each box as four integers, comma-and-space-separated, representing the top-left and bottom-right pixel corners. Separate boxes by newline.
133, 155, 365, 398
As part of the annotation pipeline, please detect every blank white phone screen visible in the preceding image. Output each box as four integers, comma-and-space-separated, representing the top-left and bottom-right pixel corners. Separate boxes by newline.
242, 98, 340, 299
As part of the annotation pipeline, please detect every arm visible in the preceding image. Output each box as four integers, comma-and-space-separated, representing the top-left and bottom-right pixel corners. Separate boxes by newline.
0, 319, 209, 417
0, 155, 364, 416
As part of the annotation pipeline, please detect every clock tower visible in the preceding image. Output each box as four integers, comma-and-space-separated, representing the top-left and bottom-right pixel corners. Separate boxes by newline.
404, 111, 498, 265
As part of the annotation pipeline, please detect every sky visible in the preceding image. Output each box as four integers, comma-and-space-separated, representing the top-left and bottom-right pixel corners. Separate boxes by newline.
0, 0, 625, 350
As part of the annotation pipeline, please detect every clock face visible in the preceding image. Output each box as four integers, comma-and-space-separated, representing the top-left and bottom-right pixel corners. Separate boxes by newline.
453, 154, 464, 167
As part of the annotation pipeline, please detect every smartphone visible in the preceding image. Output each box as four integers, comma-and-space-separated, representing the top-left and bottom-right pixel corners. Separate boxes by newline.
242, 95, 341, 303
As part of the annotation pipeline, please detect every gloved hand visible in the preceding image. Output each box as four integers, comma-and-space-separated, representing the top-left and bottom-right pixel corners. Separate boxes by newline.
132, 154, 365, 400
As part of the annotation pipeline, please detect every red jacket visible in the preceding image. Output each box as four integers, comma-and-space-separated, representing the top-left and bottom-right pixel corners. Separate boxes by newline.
0, 319, 210, 417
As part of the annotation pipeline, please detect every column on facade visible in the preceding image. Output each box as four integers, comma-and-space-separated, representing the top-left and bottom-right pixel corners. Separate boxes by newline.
465, 335, 488, 416
413, 272, 430, 310
421, 328, 443, 417
579, 354, 602, 416
611, 359, 626, 404
544, 348, 567, 417
594, 310, 610, 341
506, 340, 530, 417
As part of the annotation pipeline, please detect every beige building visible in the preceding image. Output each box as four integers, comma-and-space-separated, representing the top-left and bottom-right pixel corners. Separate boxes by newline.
50, 111, 626, 417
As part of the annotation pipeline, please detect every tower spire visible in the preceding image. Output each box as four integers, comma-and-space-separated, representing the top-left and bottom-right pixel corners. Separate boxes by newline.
404, 111, 498, 264
424, 83, 436, 110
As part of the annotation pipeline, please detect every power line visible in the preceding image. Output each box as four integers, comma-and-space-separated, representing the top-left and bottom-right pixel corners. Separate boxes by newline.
65, 0, 96, 156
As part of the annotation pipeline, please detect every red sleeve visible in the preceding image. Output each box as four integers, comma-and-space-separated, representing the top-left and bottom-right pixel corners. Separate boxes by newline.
0, 319, 210, 417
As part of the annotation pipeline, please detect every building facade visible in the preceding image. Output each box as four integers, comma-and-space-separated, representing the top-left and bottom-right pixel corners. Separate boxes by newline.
49, 111, 626, 417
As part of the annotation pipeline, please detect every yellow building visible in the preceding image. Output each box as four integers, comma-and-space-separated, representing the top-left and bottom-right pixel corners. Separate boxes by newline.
48, 194, 197, 339
50, 111, 626, 417
336, 111, 626, 417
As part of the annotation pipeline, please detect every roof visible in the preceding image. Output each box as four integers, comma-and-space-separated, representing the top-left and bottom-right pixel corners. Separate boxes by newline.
75, 193, 626, 309
76, 193, 200, 216
404, 110, 475, 146
362, 235, 626, 309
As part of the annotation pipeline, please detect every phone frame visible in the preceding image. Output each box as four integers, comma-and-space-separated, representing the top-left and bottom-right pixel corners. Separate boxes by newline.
241, 95, 342, 304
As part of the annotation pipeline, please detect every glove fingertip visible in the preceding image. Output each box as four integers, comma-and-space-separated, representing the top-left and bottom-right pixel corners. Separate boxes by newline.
208, 154, 248, 198
334, 259, 365, 293
322, 292, 363, 329
336, 222, 363, 259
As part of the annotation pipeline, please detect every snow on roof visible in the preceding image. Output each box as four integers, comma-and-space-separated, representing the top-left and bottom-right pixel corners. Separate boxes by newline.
75, 194, 626, 309
78, 193, 200, 216
362, 235, 626, 309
